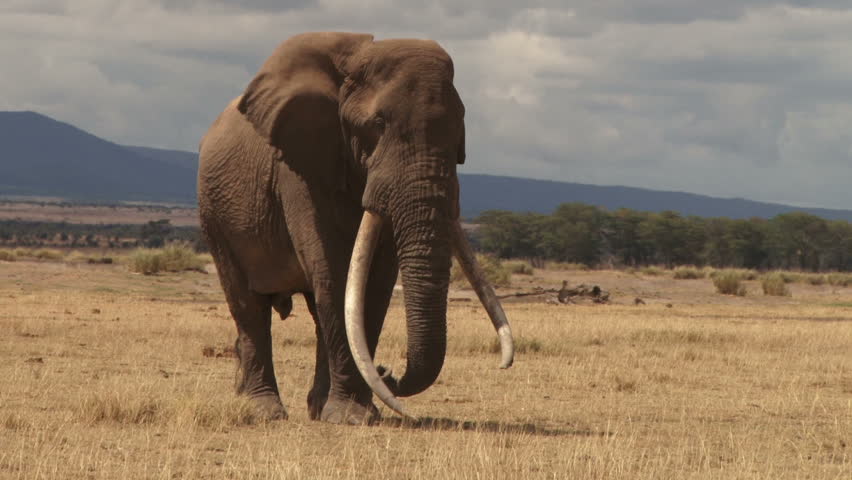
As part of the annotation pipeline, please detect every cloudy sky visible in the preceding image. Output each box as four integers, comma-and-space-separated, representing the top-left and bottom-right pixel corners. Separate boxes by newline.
2, 1, 851, 209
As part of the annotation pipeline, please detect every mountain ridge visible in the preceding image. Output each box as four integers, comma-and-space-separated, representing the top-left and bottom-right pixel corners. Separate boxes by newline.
2, 110, 851, 222
0, 111, 196, 204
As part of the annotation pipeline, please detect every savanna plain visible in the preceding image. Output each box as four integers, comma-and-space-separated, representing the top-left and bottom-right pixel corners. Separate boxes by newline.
1, 257, 850, 479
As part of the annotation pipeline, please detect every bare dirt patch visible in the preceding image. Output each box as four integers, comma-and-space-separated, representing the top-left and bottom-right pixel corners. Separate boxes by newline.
0, 201, 198, 226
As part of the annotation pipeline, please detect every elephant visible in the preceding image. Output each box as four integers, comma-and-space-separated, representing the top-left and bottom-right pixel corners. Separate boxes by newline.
197, 32, 514, 425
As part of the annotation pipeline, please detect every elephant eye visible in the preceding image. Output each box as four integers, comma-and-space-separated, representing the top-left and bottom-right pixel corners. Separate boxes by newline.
372, 115, 385, 129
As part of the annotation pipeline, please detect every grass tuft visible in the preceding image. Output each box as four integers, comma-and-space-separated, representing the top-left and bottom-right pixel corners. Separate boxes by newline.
127, 242, 206, 275
77, 389, 269, 431
504, 260, 534, 275
672, 266, 705, 279
761, 273, 791, 296
545, 261, 589, 271
613, 376, 638, 393
639, 266, 664, 276
3, 413, 31, 431
0, 249, 15, 262
827, 273, 852, 287
713, 271, 747, 296
6, 248, 64, 261
78, 392, 164, 425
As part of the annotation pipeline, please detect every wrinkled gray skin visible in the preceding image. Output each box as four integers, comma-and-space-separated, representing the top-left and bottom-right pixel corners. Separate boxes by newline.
198, 32, 500, 424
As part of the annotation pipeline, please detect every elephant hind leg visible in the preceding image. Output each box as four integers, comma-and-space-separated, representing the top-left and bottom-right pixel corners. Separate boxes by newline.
208, 238, 287, 420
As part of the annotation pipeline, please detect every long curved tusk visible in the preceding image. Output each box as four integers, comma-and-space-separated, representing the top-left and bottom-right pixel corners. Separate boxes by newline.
451, 221, 515, 369
345, 210, 414, 419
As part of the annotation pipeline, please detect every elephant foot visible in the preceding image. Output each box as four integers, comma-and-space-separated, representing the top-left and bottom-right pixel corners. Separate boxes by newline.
249, 394, 288, 421
319, 396, 379, 425
307, 387, 328, 421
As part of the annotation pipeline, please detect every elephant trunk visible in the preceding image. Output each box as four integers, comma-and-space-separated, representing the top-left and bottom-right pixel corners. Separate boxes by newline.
346, 179, 453, 416
387, 189, 452, 398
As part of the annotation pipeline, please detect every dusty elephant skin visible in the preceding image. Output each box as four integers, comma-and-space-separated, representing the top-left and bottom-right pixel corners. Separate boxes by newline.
197, 32, 513, 425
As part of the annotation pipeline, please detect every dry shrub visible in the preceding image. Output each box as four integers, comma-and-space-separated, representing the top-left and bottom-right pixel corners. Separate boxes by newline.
640, 266, 664, 276
713, 271, 747, 296
196, 252, 214, 265
64, 250, 88, 263
33, 249, 64, 260
778, 271, 802, 284
504, 260, 534, 275
7, 248, 64, 261
761, 273, 791, 296
65, 250, 113, 264
827, 273, 852, 287
806, 274, 826, 286
450, 253, 510, 288
0, 249, 15, 262
546, 261, 589, 271
710, 268, 758, 281
672, 266, 705, 279
127, 242, 206, 275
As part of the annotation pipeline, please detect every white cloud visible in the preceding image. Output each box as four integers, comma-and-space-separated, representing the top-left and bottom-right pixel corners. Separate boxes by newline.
1, 1, 851, 209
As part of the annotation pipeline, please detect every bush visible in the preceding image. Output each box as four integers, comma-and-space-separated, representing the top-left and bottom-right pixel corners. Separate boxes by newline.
709, 268, 758, 281
32, 248, 64, 261
777, 271, 802, 284
761, 273, 790, 296
6, 248, 64, 261
505, 260, 534, 275
451, 253, 511, 288
546, 261, 589, 271
640, 266, 664, 276
806, 274, 826, 286
127, 242, 206, 275
713, 272, 747, 296
673, 266, 705, 279
0, 249, 15, 262
827, 273, 852, 287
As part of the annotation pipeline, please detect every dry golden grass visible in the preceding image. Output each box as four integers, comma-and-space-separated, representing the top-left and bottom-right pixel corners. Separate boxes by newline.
1, 260, 851, 479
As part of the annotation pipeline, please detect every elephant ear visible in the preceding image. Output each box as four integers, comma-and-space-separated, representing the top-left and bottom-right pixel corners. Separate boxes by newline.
238, 32, 374, 156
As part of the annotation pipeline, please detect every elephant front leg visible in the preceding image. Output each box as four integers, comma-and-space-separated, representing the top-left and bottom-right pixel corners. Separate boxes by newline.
303, 243, 397, 423
309, 283, 380, 425
304, 294, 330, 420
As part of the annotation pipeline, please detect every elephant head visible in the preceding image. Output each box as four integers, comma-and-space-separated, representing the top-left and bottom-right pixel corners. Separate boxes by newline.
238, 32, 512, 417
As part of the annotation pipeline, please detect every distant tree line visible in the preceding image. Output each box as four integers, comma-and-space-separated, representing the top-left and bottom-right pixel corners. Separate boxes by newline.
473, 204, 852, 272
0, 219, 206, 251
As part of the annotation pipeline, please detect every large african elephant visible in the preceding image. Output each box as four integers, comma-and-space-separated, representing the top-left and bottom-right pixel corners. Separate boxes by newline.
197, 32, 513, 425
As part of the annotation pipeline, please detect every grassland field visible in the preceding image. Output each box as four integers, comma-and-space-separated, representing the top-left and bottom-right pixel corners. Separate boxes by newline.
0, 258, 850, 479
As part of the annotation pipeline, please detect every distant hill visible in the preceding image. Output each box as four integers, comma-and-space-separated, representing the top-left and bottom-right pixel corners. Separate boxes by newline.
3, 110, 852, 222
0, 111, 196, 204
457, 175, 852, 221
124, 145, 198, 170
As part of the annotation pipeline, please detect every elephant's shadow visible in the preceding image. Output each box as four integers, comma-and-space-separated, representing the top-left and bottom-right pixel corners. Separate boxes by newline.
378, 416, 608, 438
